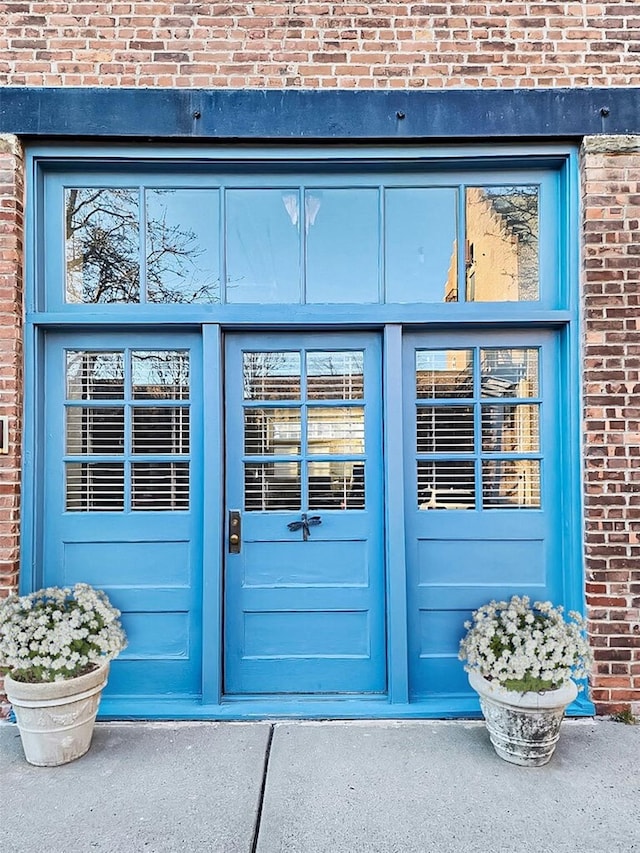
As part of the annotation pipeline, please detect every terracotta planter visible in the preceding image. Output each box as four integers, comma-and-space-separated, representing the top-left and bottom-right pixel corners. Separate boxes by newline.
469, 670, 578, 767
5, 663, 109, 767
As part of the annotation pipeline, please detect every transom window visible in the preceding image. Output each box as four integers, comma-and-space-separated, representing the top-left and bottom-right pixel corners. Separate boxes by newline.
52, 171, 549, 308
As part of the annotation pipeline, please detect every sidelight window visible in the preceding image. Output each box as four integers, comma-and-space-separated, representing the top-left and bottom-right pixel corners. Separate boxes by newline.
415, 346, 541, 510
64, 349, 191, 511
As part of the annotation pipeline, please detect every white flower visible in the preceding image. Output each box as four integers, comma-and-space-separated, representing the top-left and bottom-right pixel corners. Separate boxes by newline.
459, 595, 592, 693
0, 583, 127, 683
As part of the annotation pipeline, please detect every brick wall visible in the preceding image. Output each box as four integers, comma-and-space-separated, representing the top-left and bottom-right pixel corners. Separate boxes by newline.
1, 2, 639, 89
582, 135, 640, 716
1, 2, 640, 717
0, 135, 24, 719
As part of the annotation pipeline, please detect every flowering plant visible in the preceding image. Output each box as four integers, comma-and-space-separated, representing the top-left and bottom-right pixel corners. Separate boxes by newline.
0, 584, 127, 683
459, 595, 592, 693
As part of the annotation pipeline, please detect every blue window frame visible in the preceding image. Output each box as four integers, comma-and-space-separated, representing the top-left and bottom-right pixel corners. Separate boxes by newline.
22, 144, 591, 718
38, 157, 562, 314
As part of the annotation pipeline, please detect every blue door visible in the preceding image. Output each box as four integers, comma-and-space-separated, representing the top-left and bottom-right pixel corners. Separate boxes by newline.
42, 332, 203, 702
224, 333, 386, 694
403, 330, 562, 700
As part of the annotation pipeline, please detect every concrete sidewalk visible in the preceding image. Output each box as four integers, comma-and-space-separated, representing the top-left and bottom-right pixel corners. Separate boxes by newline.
1, 719, 638, 853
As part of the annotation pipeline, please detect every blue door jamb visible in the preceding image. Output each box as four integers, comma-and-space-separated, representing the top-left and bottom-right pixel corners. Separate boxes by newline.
201, 324, 224, 704
383, 324, 409, 703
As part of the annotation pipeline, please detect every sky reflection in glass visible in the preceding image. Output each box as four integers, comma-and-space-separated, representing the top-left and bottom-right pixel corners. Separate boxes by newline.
305, 189, 380, 304
385, 188, 458, 303
226, 189, 301, 304
146, 189, 220, 304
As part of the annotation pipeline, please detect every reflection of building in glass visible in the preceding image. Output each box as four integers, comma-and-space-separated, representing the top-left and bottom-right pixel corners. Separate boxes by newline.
465, 187, 539, 301
416, 347, 540, 510
242, 350, 366, 511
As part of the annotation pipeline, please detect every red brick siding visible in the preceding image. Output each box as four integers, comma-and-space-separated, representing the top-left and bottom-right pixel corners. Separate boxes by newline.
0, 135, 23, 719
1, 2, 640, 716
1, 2, 639, 89
582, 136, 640, 716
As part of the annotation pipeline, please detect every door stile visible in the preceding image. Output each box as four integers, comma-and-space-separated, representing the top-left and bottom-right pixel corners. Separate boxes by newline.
201, 324, 224, 704
383, 324, 409, 703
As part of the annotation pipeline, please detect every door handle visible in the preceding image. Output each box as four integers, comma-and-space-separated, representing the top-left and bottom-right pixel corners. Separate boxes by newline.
228, 510, 241, 554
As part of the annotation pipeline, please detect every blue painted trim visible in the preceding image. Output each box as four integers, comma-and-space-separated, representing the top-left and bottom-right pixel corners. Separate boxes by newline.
20, 150, 46, 595
563, 151, 596, 714
28, 140, 576, 165
20, 141, 593, 716
201, 324, 224, 704
2, 88, 638, 138
26, 308, 575, 327
96, 693, 593, 721
383, 325, 409, 703
19, 324, 39, 595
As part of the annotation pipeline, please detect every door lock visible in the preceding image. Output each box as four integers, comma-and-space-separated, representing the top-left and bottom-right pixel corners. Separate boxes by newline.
228, 510, 241, 554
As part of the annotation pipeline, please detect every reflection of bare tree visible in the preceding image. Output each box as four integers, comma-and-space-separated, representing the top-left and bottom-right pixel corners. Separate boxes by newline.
66, 351, 125, 399
66, 189, 139, 303
65, 189, 220, 304
146, 190, 220, 304
487, 187, 538, 243
132, 351, 190, 399
242, 352, 296, 400
307, 352, 364, 400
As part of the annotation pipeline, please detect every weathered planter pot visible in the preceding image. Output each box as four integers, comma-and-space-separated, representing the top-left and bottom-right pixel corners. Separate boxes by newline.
5, 663, 109, 767
469, 670, 578, 767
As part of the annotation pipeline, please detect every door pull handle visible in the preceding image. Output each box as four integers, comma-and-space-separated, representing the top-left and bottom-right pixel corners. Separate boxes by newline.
228, 510, 241, 554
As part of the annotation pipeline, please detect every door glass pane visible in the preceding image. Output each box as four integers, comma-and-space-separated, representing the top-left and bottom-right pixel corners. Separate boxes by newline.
66, 351, 125, 400
132, 407, 190, 454
244, 409, 301, 455
416, 350, 473, 399
65, 188, 140, 303
482, 459, 540, 508
66, 462, 125, 511
226, 189, 300, 303
307, 351, 364, 400
308, 461, 365, 510
243, 352, 301, 401
244, 462, 301, 511
64, 347, 191, 512
146, 189, 220, 304
417, 406, 475, 454
131, 462, 189, 510
466, 186, 539, 302
305, 189, 379, 303
480, 348, 539, 398
417, 460, 476, 510
308, 407, 365, 455
66, 407, 125, 454
132, 351, 190, 400
481, 404, 540, 453
385, 188, 458, 302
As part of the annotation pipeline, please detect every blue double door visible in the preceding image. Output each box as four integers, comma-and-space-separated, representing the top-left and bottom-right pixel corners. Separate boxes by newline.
41, 327, 562, 707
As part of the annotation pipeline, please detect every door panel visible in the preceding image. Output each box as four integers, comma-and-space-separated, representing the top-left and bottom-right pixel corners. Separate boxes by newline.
43, 332, 203, 700
403, 330, 561, 699
224, 333, 385, 694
